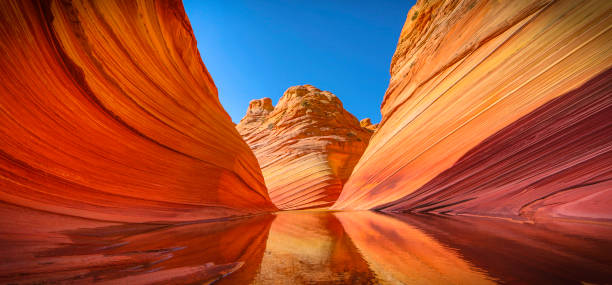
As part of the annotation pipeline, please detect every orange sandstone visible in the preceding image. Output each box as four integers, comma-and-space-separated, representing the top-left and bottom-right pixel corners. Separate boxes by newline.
359, 118, 378, 131
332, 0, 612, 222
237, 85, 373, 209
0, 0, 275, 223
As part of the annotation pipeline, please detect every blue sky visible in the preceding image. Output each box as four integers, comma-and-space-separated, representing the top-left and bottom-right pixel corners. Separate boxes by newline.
183, 1, 414, 123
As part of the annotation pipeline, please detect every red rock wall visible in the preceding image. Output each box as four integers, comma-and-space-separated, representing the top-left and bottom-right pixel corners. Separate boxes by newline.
0, 0, 275, 223
378, 69, 612, 221
237, 85, 372, 209
332, 0, 612, 222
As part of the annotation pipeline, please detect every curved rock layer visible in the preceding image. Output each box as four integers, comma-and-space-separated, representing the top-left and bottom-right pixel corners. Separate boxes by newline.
332, 0, 612, 221
0, 0, 275, 223
237, 85, 372, 210
378, 70, 612, 220
359, 118, 378, 131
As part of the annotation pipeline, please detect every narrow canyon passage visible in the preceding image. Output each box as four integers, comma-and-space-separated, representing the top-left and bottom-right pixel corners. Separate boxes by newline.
1, 0, 611, 283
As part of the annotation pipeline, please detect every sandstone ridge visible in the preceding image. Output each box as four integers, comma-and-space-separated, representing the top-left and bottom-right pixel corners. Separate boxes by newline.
0, 0, 276, 223
237, 85, 373, 210
332, 0, 612, 223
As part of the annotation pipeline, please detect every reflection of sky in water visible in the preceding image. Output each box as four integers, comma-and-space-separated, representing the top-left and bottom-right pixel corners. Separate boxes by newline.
2, 209, 612, 284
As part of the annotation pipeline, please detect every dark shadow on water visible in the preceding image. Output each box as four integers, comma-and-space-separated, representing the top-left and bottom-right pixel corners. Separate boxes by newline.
389, 213, 612, 284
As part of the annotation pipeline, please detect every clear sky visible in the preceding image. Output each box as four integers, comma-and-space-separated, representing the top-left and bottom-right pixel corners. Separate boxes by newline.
183, 1, 414, 123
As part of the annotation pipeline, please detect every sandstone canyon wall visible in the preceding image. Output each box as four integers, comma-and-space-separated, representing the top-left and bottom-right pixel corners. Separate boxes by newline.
332, 0, 612, 222
237, 85, 372, 209
0, 0, 276, 223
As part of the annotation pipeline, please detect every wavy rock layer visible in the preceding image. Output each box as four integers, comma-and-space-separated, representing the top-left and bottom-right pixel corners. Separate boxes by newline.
333, 0, 612, 221
237, 85, 372, 210
378, 70, 612, 220
359, 118, 378, 131
0, 0, 275, 223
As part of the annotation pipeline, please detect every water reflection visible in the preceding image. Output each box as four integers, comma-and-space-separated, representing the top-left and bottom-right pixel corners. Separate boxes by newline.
0, 203, 275, 284
334, 211, 494, 284
1, 207, 611, 284
252, 211, 376, 284
392, 213, 612, 284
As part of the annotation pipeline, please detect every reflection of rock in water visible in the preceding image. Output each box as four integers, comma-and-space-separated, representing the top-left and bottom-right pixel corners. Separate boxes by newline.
2, 205, 611, 284
335, 211, 495, 284
392, 213, 612, 284
0, 201, 274, 284
252, 211, 376, 284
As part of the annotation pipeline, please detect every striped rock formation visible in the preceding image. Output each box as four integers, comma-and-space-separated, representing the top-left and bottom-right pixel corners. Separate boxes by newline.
0, 0, 275, 223
237, 85, 373, 209
332, 0, 612, 222
359, 118, 378, 131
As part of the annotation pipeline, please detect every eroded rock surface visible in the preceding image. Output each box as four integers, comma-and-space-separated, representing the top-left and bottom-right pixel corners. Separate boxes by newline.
332, 0, 612, 223
0, 0, 275, 223
360, 118, 378, 131
237, 85, 373, 209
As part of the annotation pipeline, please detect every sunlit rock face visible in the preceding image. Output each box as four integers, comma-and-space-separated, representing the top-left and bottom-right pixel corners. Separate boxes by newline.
359, 118, 378, 131
0, 0, 276, 223
237, 85, 372, 209
333, 0, 612, 222
378, 72, 612, 221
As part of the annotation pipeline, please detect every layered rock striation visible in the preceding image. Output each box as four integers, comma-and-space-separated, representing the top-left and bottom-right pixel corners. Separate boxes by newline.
359, 118, 378, 131
333, 0, 612, 222
0, 0, 275, 223
237, 85, 373, 209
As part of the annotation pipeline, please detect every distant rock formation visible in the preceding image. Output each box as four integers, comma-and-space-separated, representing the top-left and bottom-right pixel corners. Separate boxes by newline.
237, 85, 373, 209
360, 118, 378, 131
0, 0, 276, 223
332, 0, 612, 223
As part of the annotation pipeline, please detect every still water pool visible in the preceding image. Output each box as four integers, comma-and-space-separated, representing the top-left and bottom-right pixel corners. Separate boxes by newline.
3, 210, 612, 284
